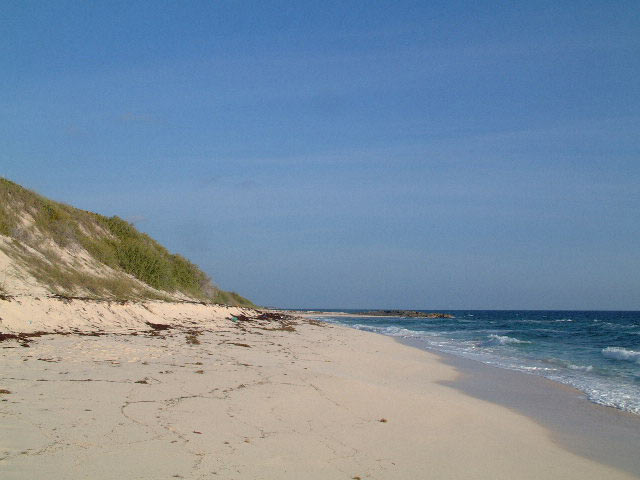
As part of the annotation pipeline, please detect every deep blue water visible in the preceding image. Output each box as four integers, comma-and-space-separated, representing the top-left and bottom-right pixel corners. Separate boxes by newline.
308, 310, 640, 414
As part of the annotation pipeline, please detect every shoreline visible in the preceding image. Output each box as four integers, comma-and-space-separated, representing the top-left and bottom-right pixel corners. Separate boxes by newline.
1, 303, 638, 478
399, 337, 640, 477
300, 311, 640, 476
300, 310, 640, 416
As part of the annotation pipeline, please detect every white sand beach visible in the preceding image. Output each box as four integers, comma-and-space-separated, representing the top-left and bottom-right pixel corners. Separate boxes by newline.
0, 299, 637, 479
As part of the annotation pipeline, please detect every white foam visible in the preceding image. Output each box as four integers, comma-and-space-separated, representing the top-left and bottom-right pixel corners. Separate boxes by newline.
557, 376, 640, 415
602, 347, 640, 364
326, 318, 640, 415
518, 365, 558, 372
486, 334, 531, 346
351, 324, 429, 338
568, 364, 594, 372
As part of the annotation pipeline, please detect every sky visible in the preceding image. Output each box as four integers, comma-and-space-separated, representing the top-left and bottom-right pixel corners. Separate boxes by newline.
1, 1, 639, 310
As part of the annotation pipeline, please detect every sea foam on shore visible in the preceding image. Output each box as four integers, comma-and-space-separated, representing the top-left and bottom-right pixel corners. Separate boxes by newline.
312, 310, 640, 415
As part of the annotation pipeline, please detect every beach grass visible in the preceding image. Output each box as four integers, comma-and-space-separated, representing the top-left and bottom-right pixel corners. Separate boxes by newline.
0, 177, 254, 306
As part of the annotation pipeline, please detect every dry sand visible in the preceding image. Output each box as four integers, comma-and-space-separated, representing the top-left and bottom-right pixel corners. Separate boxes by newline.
0, 299, 637, 479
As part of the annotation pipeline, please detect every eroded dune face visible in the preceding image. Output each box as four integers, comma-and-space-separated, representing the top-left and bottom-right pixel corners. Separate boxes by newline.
0, 296, 265, 335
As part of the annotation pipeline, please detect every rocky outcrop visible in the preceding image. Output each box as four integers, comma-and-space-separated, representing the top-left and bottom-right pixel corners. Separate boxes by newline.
359, 310, 454, 318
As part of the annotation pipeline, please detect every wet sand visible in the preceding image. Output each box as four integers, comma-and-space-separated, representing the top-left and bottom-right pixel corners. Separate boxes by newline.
400, 337, 640, 477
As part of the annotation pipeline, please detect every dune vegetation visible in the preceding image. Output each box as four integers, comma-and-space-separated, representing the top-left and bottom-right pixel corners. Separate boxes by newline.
0, 177, 254, 306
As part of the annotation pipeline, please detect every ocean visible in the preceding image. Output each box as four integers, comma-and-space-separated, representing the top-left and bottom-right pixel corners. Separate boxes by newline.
309, 310, 640, 415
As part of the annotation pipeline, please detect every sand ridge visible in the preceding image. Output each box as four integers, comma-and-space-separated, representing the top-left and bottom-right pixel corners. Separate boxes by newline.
0, 295, 256, 335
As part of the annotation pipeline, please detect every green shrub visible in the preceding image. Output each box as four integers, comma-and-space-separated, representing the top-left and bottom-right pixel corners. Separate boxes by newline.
114, 238, 175, 291
214, 290, 256, 307
0, 176, 255, 305
100, 215, 139, 240
0, 215, 10, 236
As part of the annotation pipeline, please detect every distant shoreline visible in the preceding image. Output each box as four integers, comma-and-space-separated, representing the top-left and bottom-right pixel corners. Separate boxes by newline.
293, 310, 454, 318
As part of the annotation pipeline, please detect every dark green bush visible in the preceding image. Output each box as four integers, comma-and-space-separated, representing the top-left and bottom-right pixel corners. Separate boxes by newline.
214, 290, 256, 307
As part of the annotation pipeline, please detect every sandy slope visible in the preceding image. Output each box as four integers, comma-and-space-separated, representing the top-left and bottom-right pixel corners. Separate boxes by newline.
0, 296, 255, 334
0, 301, 636, 480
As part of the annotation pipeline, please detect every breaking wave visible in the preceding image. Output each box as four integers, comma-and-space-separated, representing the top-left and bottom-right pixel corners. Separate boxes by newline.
486, 334, 531, 346
602, 347, 640, 364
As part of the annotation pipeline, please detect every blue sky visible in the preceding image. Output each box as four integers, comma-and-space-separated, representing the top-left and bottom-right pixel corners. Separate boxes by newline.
2, 1, 639, 309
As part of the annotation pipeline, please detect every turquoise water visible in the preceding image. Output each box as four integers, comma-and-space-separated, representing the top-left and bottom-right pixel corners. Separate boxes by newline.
311, 310, 640, 414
